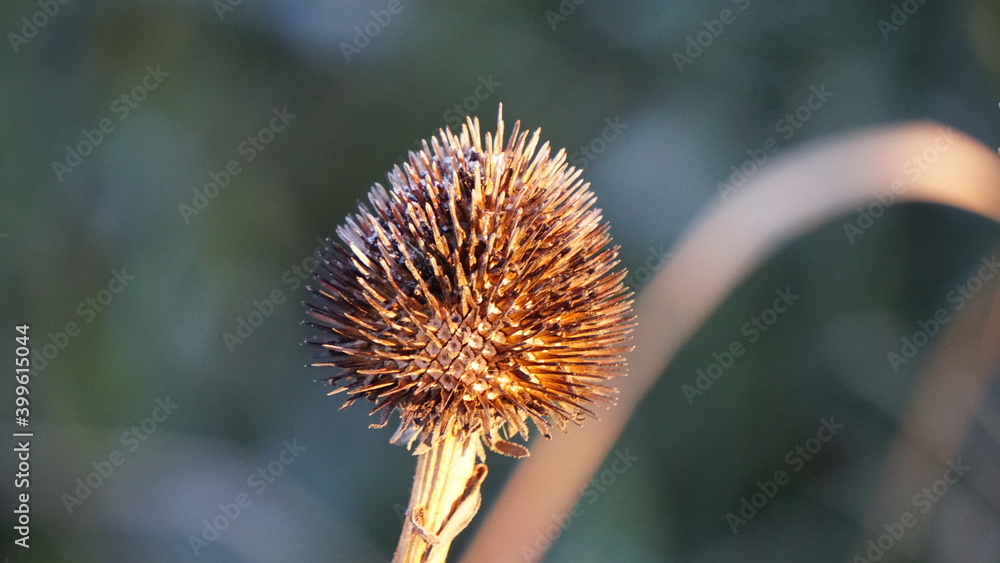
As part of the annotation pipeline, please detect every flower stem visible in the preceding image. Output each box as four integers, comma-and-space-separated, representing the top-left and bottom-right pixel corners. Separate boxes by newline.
392, 433, 488, 563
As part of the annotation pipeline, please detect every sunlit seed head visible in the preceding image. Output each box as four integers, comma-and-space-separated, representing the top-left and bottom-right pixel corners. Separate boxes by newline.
304, 105, 634, 457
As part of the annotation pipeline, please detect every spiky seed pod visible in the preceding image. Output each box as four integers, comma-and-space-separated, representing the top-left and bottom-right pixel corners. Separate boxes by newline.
305, 106, 634, 457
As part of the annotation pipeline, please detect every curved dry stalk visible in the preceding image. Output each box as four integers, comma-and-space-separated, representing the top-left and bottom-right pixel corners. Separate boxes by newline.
461, 122, 1000, 562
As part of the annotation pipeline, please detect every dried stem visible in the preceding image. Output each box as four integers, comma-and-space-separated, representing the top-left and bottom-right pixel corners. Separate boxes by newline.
392, 432, 488, 563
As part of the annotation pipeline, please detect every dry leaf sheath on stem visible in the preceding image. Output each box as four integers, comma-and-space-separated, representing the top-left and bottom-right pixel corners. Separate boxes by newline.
304, 105, 634, 561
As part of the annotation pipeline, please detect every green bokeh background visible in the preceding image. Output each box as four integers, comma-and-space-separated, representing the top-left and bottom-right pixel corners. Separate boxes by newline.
2, 1, 999, 561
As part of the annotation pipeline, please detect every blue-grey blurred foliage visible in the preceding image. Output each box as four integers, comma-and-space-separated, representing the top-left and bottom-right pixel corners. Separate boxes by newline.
2, 1, 999, 561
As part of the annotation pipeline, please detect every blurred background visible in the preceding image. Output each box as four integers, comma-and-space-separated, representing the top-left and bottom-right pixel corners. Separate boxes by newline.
2, 1, 1000, 561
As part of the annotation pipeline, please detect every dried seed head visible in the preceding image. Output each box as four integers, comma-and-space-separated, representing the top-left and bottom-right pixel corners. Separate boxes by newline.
305, 106, 634, 456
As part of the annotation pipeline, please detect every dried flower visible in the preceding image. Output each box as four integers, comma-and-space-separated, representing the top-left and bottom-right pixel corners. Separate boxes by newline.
305, 106, 634, 458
